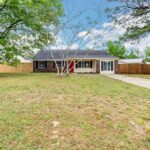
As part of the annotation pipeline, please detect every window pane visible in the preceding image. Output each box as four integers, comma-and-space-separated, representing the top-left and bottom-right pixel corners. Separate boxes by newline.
108, 61, 111, 71
104, 62, 107, 71
101, 61, 114, 71
57, 61, 61, 67
76, 61, 93, 68
76, 61, 82, 68
38, 61, 46, 68
82, 61, 92, 68
82, 62, 85, 68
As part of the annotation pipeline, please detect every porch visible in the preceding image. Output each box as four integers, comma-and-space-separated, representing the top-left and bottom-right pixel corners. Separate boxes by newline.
69, 59, 115, 74
74, 60, 96, 73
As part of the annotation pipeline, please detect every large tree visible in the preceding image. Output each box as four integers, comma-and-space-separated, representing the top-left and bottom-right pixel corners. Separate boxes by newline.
107, 40, 126, 58
126, 49, 139, 58
0, 0, 63, 64
107, 0, 150, 40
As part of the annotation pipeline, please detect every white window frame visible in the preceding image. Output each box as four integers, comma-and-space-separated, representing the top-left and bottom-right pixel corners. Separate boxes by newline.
100, 60, 115, 74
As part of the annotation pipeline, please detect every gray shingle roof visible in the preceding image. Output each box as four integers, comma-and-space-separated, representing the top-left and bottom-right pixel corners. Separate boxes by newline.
33, 50, 118, 60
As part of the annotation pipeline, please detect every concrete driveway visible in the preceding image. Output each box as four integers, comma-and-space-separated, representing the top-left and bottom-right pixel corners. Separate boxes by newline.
106, 74, 150, 89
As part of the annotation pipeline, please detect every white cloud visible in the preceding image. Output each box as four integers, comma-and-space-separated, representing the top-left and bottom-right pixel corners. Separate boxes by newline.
49, 36, 79, 50
44, 13, 150, 52
71, 43, 80, 49
102, 22, 114, 28
77, 20, 150, 52
125, 34, 150, 51
50, 43, 79, 50
77, 21, 126, 49
33, 48, 40, 54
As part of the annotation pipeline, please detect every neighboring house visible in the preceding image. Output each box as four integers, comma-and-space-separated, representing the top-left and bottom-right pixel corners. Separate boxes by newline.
119, 58, 150, 64
118, 58, 144, 64
33, 50, 119, 74
17, 56, 33, 63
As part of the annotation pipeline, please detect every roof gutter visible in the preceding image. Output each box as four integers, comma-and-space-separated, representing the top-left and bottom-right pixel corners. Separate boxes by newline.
33, 58, 119, 61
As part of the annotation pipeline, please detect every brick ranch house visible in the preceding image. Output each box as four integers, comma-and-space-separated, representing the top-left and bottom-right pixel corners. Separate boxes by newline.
33, 50, 119, 74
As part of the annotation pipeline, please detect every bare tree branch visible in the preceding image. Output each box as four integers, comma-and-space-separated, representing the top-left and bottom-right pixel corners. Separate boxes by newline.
0, 19, 22, 39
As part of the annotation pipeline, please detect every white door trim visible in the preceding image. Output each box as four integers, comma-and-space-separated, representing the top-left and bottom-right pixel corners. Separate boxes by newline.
100, 60, 115, 74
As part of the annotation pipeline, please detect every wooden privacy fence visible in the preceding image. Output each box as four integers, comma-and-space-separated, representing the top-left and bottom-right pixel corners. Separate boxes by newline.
118, 64, 150, 74
0, 63, 33, 73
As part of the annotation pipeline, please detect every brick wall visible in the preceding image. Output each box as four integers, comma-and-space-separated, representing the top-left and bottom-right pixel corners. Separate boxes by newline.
96, 60, 100, 73
115, 60, 119, 74
33, 61, 57, 72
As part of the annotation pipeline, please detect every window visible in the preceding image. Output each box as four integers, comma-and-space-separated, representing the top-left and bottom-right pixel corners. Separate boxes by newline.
38, 61, 47, 68
83, 61, 92, 68
76, 61, 93, 68
101, 61, 113, 71
56, 61, 62, 68
76, 61, 82, 68
53, 61, 67, 68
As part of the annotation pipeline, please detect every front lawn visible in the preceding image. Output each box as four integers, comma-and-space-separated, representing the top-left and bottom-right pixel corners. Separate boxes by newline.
0, 73, 150, 149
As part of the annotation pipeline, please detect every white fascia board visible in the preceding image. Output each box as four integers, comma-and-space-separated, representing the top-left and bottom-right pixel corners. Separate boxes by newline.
69, 58, 118, 60
33, 58, 119, 61
33, 59, 66, 61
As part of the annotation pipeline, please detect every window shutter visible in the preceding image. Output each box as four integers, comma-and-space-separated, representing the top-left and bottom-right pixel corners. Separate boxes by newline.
36, 61, 38, 68
111, 61, 113, 71
101, 62, 104, 71
45, 61, 47, 68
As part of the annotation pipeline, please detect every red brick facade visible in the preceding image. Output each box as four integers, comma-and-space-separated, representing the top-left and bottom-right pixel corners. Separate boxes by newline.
33, 61, 57, 72
96, 60, 100, 73
33, 60, 118, 73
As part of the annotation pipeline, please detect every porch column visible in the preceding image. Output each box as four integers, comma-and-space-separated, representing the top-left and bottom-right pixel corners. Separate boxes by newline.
67, 59, 69, 74
81, 59, 83, 73
94, 60, 96, 73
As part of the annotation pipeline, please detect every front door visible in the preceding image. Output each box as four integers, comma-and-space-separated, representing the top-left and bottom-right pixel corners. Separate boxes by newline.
69, 61, 74, 73
100, 61, 114, 74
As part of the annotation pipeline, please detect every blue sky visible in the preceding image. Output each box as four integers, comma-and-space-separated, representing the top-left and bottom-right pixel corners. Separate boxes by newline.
54, 0, 150, 52
63, 0, 114, 24
59, 0, 126, 49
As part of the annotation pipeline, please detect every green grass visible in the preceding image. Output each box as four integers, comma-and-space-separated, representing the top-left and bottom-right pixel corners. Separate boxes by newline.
127, 74, 150, 79
0, 73, 150, 149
